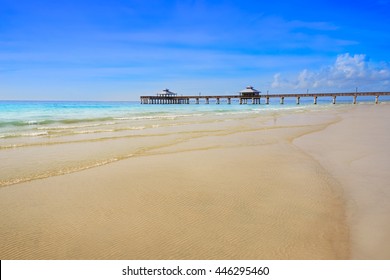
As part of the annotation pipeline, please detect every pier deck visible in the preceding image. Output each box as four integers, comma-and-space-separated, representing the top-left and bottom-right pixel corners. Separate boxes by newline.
140, 92, 390, 105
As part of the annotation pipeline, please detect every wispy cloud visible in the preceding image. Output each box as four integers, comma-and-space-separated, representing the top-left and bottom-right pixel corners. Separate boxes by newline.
94, 13, 352, 54
254, 16, 356, 50
271, 53, 390, 91
288, 20, 339, 31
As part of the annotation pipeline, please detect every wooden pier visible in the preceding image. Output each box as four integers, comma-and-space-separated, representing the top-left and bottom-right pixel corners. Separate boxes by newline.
141, 91, 390, 105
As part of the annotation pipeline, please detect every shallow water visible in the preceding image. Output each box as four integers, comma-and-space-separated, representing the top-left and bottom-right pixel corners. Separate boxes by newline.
1, 98, 387, 187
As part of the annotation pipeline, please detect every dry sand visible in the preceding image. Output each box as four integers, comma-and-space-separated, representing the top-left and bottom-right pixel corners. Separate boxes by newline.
294, 104, 390, 259
0, 104, 388, 259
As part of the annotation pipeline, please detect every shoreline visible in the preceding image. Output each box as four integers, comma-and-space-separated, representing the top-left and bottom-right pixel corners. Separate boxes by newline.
0, 104, 388, 259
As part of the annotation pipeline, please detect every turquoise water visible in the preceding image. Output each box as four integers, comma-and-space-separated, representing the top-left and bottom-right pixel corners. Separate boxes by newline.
1, 96, 387, 139
1, 96, 388, 187
0, 99, 305, 139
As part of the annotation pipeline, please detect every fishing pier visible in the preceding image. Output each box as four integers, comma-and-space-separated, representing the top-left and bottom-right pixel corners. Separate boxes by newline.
140, 87, 390, 105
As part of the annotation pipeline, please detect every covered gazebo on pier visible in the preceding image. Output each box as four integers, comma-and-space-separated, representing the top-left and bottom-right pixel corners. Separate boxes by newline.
239, 86, 261, 104
239, 86, 260, 96
157, 88, 177, 97
140, 88, 190, 104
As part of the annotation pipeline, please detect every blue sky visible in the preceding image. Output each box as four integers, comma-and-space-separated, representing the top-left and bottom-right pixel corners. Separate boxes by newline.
1, 0, 390, 100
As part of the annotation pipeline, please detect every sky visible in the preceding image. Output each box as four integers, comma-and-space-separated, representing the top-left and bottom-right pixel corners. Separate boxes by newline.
0, 0, 390, 100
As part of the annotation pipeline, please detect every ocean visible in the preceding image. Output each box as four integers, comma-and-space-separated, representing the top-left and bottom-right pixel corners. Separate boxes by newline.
1, 96, 388, 187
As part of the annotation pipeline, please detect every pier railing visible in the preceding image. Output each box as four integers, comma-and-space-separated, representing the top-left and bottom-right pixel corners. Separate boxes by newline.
140, 92, 390, 105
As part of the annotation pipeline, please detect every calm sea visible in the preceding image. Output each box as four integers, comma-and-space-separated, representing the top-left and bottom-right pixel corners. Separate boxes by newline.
1, 96, 386, 139
1, 96, 388, 187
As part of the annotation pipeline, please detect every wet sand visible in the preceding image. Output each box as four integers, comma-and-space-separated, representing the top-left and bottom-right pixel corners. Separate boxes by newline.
0, 104, 388, 259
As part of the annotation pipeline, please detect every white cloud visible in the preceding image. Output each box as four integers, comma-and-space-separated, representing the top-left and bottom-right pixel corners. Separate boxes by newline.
271, 53, 390, 91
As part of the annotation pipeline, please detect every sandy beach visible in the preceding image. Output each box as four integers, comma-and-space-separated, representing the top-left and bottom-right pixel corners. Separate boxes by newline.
0, 104, 389, 259
294, 104, 390, 259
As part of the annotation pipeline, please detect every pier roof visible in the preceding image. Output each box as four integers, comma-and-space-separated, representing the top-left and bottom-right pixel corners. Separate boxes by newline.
239, 86, 260, 95
157, 88, 177, 96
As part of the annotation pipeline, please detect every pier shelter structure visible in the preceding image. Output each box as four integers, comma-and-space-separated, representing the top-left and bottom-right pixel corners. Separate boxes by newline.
239, 86, 261, 104
141, 89, 190, 104
157, 88, 176, 97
